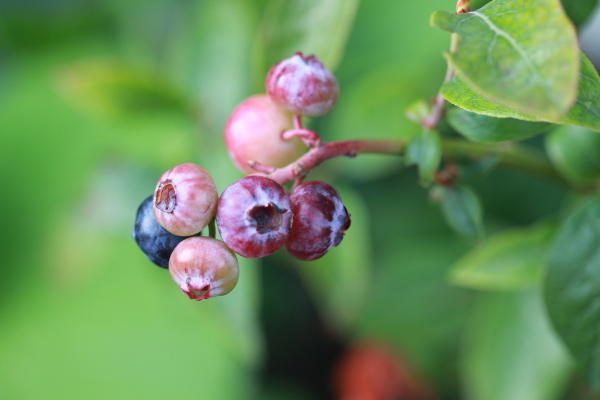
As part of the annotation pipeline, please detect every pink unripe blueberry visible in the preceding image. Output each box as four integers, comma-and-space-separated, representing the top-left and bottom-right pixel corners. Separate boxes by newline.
216, 175, 292, 258
153, 163, 218, 236
286, 181, 351, 261
169, 237, 239, 301
224, 94, 304, 174
266, 52, 339, 117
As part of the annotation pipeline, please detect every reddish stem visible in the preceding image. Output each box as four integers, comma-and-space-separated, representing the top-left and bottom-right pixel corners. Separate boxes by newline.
248, 160, 277, 174
423, 93, 448, 130
282, 128, 322, 147
293, 114, 303, 130
269, 139, 405, 185
422, 2, 467, 130
284, 114, 322, 147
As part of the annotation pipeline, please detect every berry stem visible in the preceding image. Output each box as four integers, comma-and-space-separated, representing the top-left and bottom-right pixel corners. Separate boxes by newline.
423, 34, 459, 130
441, 139, 567, 185
284, 114, 322, 147
282, 128, 322, 147
268, 137, 576, 189
293, 114, 303, 130
248, 160, 277, 174
208, 219, 216, 239
423, 1, 467, 129
269, 139, 405, 185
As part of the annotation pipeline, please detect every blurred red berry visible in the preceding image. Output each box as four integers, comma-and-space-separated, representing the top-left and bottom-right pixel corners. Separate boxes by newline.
333, 343, 434, 400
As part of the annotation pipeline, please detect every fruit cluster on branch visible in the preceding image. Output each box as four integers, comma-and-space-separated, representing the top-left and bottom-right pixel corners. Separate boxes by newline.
133, 53, 353, 301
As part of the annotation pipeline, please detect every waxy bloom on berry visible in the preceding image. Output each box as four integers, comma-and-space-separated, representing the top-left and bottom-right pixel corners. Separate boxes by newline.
169, 237, 239, 301
266, 52, 339, 117
286, 181, 350, 261
217, 175, 292, 258
153, 163, 218, 236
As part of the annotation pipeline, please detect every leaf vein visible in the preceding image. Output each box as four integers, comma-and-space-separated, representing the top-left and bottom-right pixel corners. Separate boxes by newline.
471, 11, 556, 107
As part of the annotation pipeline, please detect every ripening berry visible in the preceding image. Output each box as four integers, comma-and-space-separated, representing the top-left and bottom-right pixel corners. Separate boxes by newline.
153, 163, 218, 236
216, 175, 292, 258
169, 237, 239, 301
224, 94, 304, 174
286, 181, 350, 261
266, 52, 339, 117
132, 195, 189, 268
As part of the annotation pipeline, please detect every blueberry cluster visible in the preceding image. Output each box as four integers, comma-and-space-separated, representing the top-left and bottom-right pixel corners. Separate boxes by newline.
133, 53, 349, 301
217, 175, 350, 260
132, 163, 238, 301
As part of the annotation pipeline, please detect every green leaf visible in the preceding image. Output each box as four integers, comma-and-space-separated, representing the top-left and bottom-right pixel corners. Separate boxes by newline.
463, 289, 572, 400
450, 223, 555, 290
431, 0, 579, 119
59, 59, 191, 120
406, 130, 442, 186
471, 0, 600, 26
255, 0, 359, 72
439, 185, 483, 238
297, 185, 371, 330
441, 54, 600, 132
562, 0, 600, 27
448, 108, 552, 143
545, 194, 600, 388
546, 125, 600, 185
469, 0, 493, 10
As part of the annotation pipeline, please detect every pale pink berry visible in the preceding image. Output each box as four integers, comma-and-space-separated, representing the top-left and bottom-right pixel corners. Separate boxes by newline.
224, 94, 304, 174
153, 163, 218, 236
169, 237, 239, 301
266, 52, 339, 117
216, 175, 292, 258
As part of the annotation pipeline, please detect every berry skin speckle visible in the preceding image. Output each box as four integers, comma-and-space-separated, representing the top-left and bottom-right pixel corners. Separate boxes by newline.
168, 237, 239, 301
266, 52, 339, 117
216, 175, 292, 258
286, 181, 350, 261
132, 195, 189, 269
153, 163, 218, 236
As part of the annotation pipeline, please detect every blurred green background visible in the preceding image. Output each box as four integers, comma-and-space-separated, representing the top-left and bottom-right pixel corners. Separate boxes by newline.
0, 1, 599, 399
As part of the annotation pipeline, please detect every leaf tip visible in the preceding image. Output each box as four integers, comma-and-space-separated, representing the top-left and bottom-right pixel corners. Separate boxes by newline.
430, 10, 456, 32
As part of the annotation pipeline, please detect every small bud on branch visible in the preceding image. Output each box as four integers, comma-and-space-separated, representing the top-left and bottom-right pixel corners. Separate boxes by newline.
456, 0, 470, 14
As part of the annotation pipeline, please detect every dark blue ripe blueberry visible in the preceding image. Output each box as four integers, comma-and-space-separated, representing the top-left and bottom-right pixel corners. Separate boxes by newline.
133, 196, 190, 268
